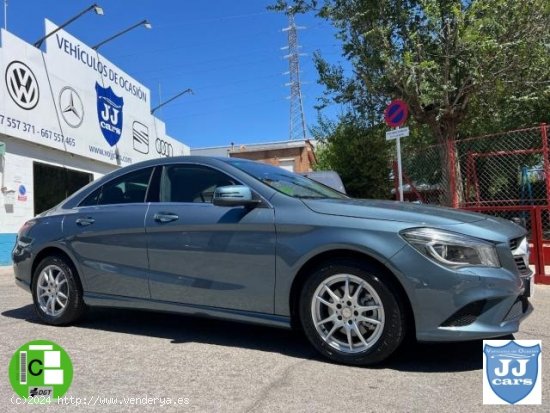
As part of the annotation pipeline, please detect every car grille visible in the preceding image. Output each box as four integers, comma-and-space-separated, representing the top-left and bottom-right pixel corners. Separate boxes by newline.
503, 296, 529, 322
509, 236, 531, 276
514, 256, 530, 275
509, 237, 523, 251
441, 300, 487, 327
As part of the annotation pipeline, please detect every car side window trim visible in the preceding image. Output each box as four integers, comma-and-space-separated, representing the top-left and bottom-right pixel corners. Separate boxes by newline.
76, 166, 155, 208
145, 166, 161, 203
156, 162, 272, 208
159, 164, 237, 204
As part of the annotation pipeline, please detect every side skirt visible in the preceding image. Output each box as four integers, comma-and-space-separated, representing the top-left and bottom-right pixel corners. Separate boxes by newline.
83, 292, 292, 329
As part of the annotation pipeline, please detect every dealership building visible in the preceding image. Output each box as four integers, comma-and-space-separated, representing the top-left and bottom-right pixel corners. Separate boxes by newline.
0, 21, 190, 264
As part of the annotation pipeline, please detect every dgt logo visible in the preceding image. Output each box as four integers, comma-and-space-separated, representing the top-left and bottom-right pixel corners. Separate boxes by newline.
29, 387, 53, 398
5, 61, 40, 110
483, 340, 541, 404
8, 340, 73, 400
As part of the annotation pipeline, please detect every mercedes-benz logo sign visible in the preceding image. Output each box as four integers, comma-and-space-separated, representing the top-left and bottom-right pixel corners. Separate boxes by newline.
155, 138, 173, 157
5, 61, 40, 110
59, 86, 84, 128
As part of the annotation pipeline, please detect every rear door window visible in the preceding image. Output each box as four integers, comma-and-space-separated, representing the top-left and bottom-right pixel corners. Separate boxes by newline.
79, 167, 154, 206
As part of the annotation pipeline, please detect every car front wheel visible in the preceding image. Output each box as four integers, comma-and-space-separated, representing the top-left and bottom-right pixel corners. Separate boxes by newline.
32, 255, 85, 325
299, 260, 406, 366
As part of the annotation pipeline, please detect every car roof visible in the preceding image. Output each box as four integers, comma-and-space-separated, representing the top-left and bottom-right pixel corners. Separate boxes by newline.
57, 156, 275, 210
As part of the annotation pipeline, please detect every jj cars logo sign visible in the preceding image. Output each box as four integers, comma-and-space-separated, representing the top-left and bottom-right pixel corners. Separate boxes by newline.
5, 61, 39, 110
483, 340, 542, 404
95, 82, 124, 147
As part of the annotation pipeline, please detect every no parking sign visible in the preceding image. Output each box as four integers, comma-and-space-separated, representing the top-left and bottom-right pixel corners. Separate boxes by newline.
384, 99, 409, 128
384, 99, 409, 202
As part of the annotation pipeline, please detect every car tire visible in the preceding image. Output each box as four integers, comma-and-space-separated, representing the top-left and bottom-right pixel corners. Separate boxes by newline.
32, 255, 85, 326
299, 259, 406, 366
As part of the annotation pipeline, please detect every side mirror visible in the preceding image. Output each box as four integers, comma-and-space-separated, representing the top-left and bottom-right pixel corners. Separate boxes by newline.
212, 185, 260, 208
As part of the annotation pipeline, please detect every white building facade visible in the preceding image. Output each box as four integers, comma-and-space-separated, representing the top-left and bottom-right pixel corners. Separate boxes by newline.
0, 21, 190, 264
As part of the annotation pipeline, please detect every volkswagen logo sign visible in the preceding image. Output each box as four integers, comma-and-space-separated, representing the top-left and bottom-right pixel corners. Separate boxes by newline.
5, 61, 40, 110
155, 138, 173, 157
59, 86, 84, 128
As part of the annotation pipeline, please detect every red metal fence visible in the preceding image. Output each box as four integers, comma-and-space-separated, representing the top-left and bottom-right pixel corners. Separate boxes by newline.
393, 124, 550, 284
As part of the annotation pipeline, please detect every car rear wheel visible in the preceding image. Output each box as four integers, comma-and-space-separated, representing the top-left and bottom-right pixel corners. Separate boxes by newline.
299, 260, 406, 365
32, 255, 85, 325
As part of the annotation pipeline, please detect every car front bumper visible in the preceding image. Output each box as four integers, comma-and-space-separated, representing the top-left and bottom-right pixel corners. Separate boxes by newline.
389, 243, 533, 342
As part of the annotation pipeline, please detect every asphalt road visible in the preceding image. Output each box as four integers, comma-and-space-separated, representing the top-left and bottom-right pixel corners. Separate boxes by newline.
0, 266, 548, 412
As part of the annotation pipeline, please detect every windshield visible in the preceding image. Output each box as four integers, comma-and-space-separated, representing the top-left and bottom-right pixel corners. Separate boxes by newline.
227, 159, 347, 199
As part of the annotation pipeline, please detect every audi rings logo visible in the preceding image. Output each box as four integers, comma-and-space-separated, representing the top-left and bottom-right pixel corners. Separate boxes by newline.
155, 138, 173, 157
5, 61, 40, 110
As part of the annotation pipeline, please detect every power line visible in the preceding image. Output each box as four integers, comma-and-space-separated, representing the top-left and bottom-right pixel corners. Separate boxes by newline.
158, 83, 282, 110
111, 21, 332, 60
132, 46, 341, 83
156, 73, 282, 106
154, 11, 271, 29
112, 28, 280, 60
130, 48, 279, 77
161, 96, 285, 121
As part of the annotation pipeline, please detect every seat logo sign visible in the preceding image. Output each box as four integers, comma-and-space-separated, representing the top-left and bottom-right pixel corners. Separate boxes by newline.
133, 121, 149, 154
96, 82, 124, 147
8, 340, 73, 400
5, 61, 40, 110
483, 340, 541, 404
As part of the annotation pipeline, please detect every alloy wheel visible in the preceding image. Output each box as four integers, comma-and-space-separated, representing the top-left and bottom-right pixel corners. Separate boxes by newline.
311, 273, 385, 353
36, 264, 70, 317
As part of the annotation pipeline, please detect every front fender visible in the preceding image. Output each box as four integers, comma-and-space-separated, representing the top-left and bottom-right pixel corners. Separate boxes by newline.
273, 208, 410, 316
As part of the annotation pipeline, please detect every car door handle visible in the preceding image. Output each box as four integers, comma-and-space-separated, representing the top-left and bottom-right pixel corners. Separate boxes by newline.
76, 217, 95, 226
154, 212, 179, 223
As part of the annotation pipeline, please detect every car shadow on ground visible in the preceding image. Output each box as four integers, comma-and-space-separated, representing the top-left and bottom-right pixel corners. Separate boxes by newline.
3, 304, 503, 373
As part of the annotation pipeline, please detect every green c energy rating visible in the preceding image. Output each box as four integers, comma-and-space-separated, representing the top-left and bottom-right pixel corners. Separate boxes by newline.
8, 339, 73, 400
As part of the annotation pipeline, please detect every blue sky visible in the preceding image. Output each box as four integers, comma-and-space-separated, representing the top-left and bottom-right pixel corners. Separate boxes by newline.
3, 0, 346, 148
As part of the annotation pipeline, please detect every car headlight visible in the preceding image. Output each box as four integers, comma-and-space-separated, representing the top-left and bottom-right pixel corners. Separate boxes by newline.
401, 228, 500, 268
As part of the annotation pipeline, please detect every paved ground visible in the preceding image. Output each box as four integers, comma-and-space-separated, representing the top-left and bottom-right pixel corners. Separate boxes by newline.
0, 266, 548, 412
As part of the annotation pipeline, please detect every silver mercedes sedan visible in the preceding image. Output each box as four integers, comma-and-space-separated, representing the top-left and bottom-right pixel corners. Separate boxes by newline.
12, 157, 533, 365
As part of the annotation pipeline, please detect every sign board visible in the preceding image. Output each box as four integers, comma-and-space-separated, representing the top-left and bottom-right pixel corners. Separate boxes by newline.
384, 99, 409, 128
0, 141, 5, 155
385, 127, 410, 141
0, 21, 188, 166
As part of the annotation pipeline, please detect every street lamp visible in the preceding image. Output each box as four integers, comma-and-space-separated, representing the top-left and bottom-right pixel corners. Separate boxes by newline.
92, 19, 151, 50
151, 88, 194, 115
3, 0, 8, 30
34, 3, 104, 48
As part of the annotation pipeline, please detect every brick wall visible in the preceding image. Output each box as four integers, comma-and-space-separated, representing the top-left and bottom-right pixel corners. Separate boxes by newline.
229, 144, 315, 172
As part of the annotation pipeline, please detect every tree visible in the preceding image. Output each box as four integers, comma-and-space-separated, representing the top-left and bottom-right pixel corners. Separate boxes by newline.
271, 0, 550, 206
311, 114, 390, 199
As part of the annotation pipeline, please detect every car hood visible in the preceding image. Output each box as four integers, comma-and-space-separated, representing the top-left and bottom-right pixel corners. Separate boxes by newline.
302, 198, 487, 226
